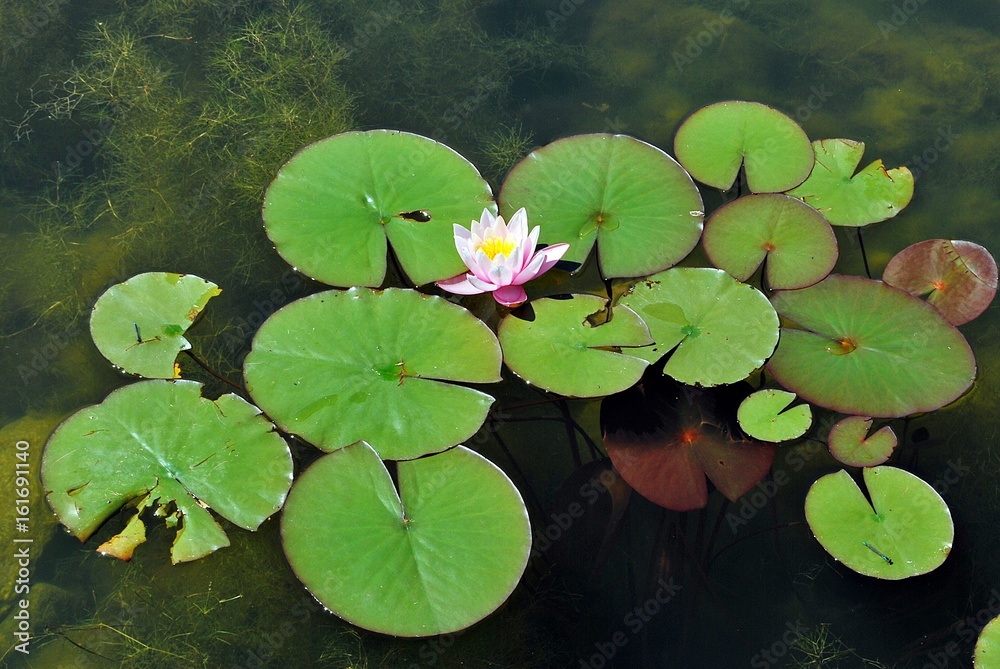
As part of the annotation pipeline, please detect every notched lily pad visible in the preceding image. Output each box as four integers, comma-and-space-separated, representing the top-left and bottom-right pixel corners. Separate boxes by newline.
90, 272, 221, 378
804, 466, 953, 580
263, 130, 494, 287
674, 101, 814, 193
498, 294, 652, 398
786, 139, 914, 227
703, 194, 837, 289
882, 239, 998, 326
620, 267, 779, 386
41, 380, 293, 564
737, 389, 812, 443
244, 287, 502, 459
281, 441, 530, 637
498, 133, 704, 279
827, 415, 897, 467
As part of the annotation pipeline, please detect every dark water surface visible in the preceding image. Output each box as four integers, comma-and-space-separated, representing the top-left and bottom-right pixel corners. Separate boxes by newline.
2, 1, 999, 667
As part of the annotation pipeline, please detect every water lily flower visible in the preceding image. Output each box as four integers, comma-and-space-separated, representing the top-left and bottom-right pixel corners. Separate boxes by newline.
437, 208, 570, 307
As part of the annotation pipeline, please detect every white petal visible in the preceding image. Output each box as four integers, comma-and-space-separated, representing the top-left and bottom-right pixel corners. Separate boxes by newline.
507, 208, 529, 242
488, 262, 514, 287
468, 274, 498, 292
514, 243, 570, 284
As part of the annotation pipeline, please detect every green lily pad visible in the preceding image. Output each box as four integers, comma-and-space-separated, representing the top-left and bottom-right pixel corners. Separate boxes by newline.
497, 133, 704, 279
41, 380, 293, 564
244, 288, 501, 459
975, 615, 1000, 669
281, 441, 530, 637
767, 275, 976, 417
827, 416, 897, 467
703, 194, 837, 289
882, 239, 998, 326
804, 466, 953, 580
263, 130, 494, 287
619, 268, 779, 386
674, 101, 813, 193
786, 139, 914, 227
498, 295, 652, 398
737, 389, 812, 442
90, 272, 221, 378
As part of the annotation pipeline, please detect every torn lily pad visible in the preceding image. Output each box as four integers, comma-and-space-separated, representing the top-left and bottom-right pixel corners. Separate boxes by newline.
786, 139, 914, 227
41, 380, 293, 564
827, 416, 897, 467
90, 272, 221, 378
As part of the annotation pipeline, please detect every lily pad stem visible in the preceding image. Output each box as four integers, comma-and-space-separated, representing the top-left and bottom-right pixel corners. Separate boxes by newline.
856, 228, 872, 279
181, 349, 247, 396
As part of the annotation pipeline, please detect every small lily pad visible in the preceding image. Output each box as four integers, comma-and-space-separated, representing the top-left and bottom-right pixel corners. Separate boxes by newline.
786, 139, 914, 227
90, 272, 221, 378
619, 267, 779, 386
804, 466, 953, 580
737, 389, 812, 442
281, 441, 530, 637
498, 294, 652, 398
767, 275, 976, 417
976, 615, 1000, 669
41, 380, 293, 564
244, 288, 501, 459
703, 194, 838, 289
497, 133, 704, 279
882, 239, 998, 326
674, 101, 814, 193
263, 130, 494, 287
827, 416, 897, 467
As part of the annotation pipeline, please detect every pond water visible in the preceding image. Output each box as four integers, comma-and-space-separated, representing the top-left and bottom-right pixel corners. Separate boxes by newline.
2, 0, 999, 667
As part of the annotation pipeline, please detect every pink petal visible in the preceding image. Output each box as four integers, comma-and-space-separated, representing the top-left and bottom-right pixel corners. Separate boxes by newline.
507, 208, 529, 241
493, 284, 528, 307
513, 243, 570, 284
453, 224, 472, 243
468, 274, 498, 292
518, 225, 541, 273
437, 274, 486, 295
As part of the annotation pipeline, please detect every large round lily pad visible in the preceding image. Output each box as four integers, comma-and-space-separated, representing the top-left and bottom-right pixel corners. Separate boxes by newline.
703, 194, 837, 289
786, 139, 914, 227
263, 130, 494, 287
498, 294, 652, 398
827, 416, 896, 467
674, 101, 814, 193
497, 133, 704, 279
737, 389, 812, 443
619, 267, 779, 386
882, 239, 998, 326
41, 380, 293, 564
90, 272, 221, 378
766, 275, 976, 417
804, 466, 953, 580
244, 288, 501, 459
281, 441, 530, 637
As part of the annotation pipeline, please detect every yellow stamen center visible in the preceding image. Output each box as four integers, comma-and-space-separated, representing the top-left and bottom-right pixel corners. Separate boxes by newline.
478, 236, 517, 261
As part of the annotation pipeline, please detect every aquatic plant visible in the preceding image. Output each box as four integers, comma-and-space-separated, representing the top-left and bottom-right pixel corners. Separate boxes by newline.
40, 99, 996, 643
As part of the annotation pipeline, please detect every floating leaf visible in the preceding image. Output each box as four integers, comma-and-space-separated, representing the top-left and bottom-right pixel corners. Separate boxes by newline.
804, 467, 953, 580
281, 442, 530, 637
498, 294, 652, 398
263, 130, 494, 287
602, 372, 774, 511
827, 416, 897, 467
975, 615, 1000, 669
674, 101, 813, 193
767, 275, 976, 417
244, 288, 501, 459
41, 380, 293, 563
620, 267, 779, 386
90, 272, 220, 378
737, 389, 812, 443
497, 133, 704, 279
703, 194, 837, 289
786, 138, 914, 227
882, 239, 998, 326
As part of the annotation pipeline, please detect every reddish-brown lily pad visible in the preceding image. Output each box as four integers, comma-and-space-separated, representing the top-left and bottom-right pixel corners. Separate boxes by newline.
882, 239, 998, 326
827, 415, 897, 467
601, 372, 774, 511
